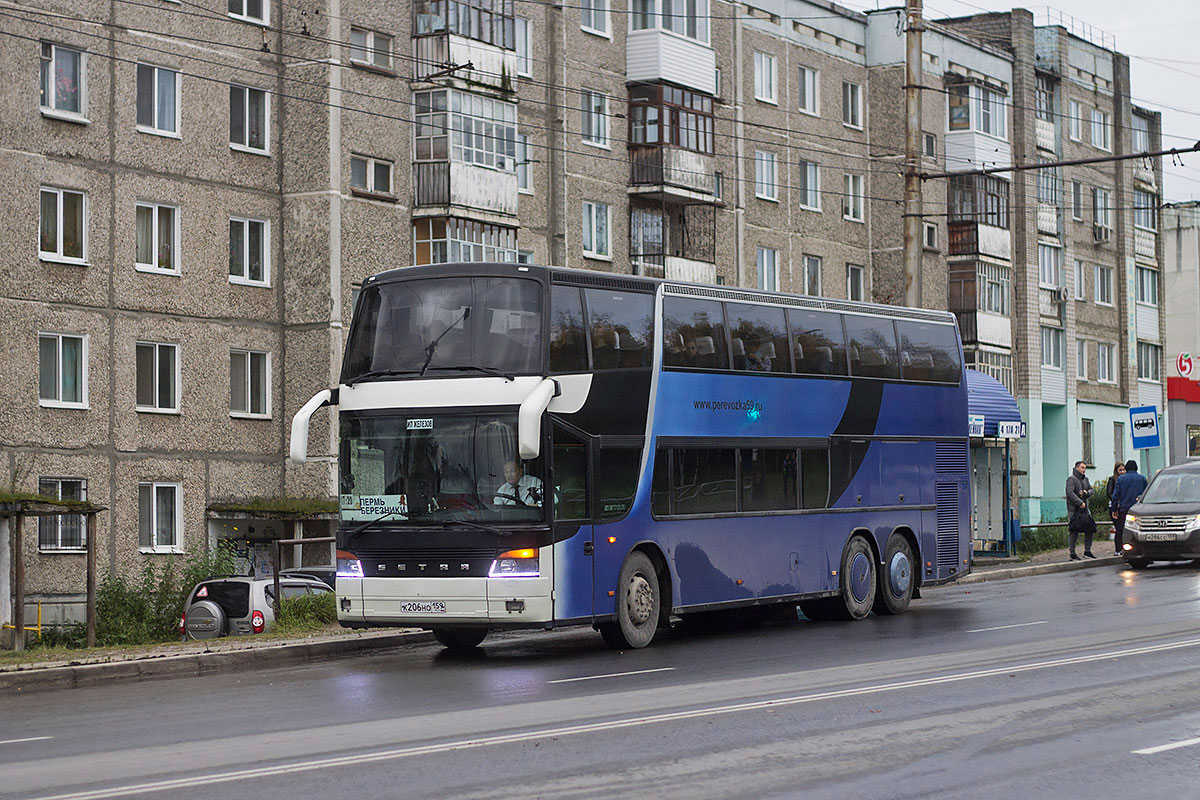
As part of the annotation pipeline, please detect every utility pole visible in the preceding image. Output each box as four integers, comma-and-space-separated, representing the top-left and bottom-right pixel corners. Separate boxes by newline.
903, 0, 924, 308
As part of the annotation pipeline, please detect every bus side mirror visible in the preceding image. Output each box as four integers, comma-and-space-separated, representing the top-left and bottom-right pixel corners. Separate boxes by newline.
518, 378, 559, 460
290, 388, 337, 463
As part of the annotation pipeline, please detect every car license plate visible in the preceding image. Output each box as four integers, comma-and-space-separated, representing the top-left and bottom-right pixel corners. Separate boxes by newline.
399, 601, 446, 613
1144, 533, 1176, 542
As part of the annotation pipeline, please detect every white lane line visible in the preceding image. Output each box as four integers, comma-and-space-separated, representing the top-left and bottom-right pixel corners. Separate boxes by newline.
1133, 735, 1200, 755
0, 736, 53, 746
548, 667, 676, 684
27, 636, 1200, 800
966, 621, 1049, 634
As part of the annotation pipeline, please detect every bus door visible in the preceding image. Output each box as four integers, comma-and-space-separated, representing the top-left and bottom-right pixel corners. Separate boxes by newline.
550, 424, 594, 622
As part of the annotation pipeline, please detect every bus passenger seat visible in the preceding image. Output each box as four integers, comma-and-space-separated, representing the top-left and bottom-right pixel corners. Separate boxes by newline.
731, 337, 747, 370
694, 335, 716, 368
813, 346, 833, 374
592, 327, 619, 369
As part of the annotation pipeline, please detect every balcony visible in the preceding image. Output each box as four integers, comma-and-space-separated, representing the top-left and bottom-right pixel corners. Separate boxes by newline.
1134, 164, 1157, 188
1135, 228, 1158, 262
413, 34, 516, 92
629, 145, 715, 202
947, 221, 1011, 260
413, 161, 518, 217
626, 28, 716, 96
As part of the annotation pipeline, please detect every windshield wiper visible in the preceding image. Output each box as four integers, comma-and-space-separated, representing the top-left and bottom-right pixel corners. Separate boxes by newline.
419, 307, 471, 377
426, 365, 516, 382
346, 368, 421, 385
345, 511, 403, 540
442, 519, 511, 536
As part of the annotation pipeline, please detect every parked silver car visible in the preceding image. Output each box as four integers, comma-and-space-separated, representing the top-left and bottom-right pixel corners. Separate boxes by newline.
181, 575, 332, 640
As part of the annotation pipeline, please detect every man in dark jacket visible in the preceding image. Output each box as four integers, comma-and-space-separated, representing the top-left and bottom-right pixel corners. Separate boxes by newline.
1065, 461, 1095, 560
1111, 460, 1149, 555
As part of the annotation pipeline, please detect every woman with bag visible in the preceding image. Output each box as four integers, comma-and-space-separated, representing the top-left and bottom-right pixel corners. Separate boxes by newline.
1066, 460, 1097, 560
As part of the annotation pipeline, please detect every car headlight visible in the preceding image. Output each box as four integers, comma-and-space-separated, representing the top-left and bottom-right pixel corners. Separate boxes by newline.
336, 549, 364, 578
1188, 514, 1200, 531
489, 548, 539, 577
1125, 514, 1139, 532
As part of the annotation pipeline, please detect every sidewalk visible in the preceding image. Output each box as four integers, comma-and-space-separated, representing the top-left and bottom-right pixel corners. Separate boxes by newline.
962, 542, 1125, 585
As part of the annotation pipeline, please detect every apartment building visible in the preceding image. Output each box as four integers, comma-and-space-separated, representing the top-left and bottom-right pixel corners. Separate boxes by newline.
0, 0, 1161, 620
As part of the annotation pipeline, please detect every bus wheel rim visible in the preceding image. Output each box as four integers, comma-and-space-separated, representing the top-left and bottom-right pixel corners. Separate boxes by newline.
849, 552, 871, 603
627, 573, 654, 626
889, 551, 912, 597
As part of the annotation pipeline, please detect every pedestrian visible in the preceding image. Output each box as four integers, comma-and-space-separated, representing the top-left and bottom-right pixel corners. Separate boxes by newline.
1105, 461, 1125, 545
1110, 459, 1149, 556
1065, 460, 1096, 560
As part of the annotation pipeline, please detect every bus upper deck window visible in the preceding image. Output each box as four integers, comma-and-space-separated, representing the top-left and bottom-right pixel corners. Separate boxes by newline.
549, 285, 588, 372
663, 297, 727, 370
586, 289, 653, 370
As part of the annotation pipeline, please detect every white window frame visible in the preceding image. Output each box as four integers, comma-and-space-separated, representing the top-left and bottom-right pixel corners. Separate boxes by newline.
134, 201, 180, 275
846, 263, 864, 301
515, 17, 531, 76
350, 154, 394, 196
755, 150, 778, 202
39, 186, 88, 265
228, 217, 270, 286
923, 221, 938, 250
1093, 186, 1112, 235
1136, 265, 1159, 307
1076, 338, 1087, 381
581, 89, 610, 148
798, 66, 819, 116
802, 254, 822, 297
229, 348, 272, 418
228, 83, 270, 155
348, 27, 394, 70
923, 132, 937, 158
1070, 180, 1083, 221
1091, 108, 1111, 152
135, 341, 180, 414
580, 0, 610, 37
38, 331, 89, 409
1068, 100, 1082, 141
135, 63, 180, 138
756, 247, 778, 292
138, 481, 183, 554
228, 0, 268, 26
1038, 242, 1062, 289
516, 134, 532, 194
1134, 190, 1158, 232
1137, 341, 1162, 382
714, 68, 721, 98
1041, 326, 1064, 370
797, 159, 819, 210
1094, 264, 1113, 306
1132, 114, 1151, 153
754, 52, 776, 104
842, 173, 863, 222
40, 42, 88, 123
582, 200, 611, 260
1074, 259, 1086, 301
842, 81, 862, 129
37, 477, 88, 552
1097, 342, 1116, 384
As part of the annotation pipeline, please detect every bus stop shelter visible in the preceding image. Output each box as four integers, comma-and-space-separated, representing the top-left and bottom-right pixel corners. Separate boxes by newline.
966, 369, 1023, 557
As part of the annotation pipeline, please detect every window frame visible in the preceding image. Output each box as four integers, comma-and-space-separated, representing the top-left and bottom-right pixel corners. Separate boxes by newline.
1093, 264, 1113, 306
135, 341, 180, 414
842, 173, 863, 222
797, 65, 819, 116
38, 331, 89, 409
228, 83, 270, 154
1040, 326, 1064, 370
516, 134, 532, 193
801, 254, 822, 297
1074, 259, 1086, 301
228, 0, 268, 26
349, 154, 395, 198
581, 200, 611, 260
229, 348, 272, 419
39, 186, 88, 265
37, 477, 88, 552
412, 217, 519, 264
581, 89, 610, 149
1070, 180, 1083, 221
1132, 114, 1151, 153
138, 481, 183, 554
756, 246, 778, 292
515, 17, 532, 76
1134, 189, 1158, 232
1068, 100, 1082, 141
1137, 341, 1162, 383
1136, 265, 1159, 307
135, 63, 181, 138
846, 264, 864, 302
1097, 342, 1115, 384
1091, 108, 1112, 152
797, 159, 819, 210
134, 201, 180, 275
1076, 338, 1087, 381
580, 0, 611, 37
842, 80, 863, 129
923, 221, 938, 250
754, 150, 778, 202
228, 216, 270, 286
348, 27, 394, 72
39, 42, 88, 123
1038, 242, 1062, 289
754, 51, 776, 104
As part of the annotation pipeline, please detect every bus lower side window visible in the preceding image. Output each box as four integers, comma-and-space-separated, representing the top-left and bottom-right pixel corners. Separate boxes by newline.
553, 428, 588, 520
599, 448, 642, 520
740, 449, 797, 511
801, 449, 829, 509
652, 450, 670, 516
673, 448, 736, 514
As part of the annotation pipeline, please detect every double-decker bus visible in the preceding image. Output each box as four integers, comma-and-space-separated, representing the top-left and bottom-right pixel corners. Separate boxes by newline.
290, 262, 970, 650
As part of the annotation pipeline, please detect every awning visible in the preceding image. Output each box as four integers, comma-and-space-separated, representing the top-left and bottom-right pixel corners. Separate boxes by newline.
966, 368, 1022, 438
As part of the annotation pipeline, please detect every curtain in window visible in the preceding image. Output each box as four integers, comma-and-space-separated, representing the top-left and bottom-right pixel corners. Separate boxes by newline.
60, 336, 82, 403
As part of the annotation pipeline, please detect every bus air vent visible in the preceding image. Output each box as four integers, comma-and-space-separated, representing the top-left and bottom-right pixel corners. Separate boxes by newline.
934, 442, 969, 475
935, 482, 960, 569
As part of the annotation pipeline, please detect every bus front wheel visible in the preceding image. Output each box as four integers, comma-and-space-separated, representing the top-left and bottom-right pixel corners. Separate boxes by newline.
432, 627, 488, 651
804, 536, 877, 622
599, 551, 661, 650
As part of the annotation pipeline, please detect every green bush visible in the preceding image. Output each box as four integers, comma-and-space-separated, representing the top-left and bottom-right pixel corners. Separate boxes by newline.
1016, 521, 1068, 556
31, 622, 87, 650
272, 591, 338, 636
1088, 484, 1112, 521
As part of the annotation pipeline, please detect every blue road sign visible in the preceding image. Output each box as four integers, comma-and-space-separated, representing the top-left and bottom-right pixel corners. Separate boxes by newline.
1129, 405, 1161, 449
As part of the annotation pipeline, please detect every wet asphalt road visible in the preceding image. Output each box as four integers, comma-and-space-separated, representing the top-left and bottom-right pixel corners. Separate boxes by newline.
2, 562, 1200, 800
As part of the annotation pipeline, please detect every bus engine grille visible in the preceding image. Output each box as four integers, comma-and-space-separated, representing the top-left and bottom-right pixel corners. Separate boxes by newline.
935, 482, 960, 569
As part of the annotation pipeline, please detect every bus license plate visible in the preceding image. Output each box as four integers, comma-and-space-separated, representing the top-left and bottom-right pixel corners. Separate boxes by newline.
400, 601, 446, 613
1144, 533, 1176, 542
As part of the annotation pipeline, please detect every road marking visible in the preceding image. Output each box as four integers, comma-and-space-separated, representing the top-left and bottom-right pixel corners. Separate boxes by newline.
0, 736, 52, 746
966, 621, 1049, 634
548, 667, 676, 684
1133, 735, 1200, 755
27, 636, 1200, 800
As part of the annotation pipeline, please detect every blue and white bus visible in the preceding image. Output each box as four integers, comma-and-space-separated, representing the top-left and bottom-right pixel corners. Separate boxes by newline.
290, 262, 970, 650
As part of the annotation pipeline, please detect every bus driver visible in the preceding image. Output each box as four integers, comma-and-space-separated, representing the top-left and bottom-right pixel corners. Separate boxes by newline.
494, 460, 544, 507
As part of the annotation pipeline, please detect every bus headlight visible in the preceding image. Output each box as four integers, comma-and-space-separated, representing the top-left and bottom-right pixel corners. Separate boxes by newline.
336, 549, 364, 578
489, 549, 539, 578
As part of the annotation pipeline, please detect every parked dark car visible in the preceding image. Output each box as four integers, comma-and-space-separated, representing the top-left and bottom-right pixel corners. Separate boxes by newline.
1122, 462, 1200, 569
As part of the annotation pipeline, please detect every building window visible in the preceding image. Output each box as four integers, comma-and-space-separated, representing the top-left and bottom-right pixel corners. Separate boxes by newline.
802, 254, 822, 296
756, 247, 778, 292
349, 27, 393, 69
1098, 342, 1115, 383
413, 218, 518, 264
1137, 341, 1162, 382
631, 208, 664, 270
229, 84, 268, 153
923, 132, 937, 158
1137, 266, 1159, 306
714, 68, 721, 97
1093, 187, 1112, 238
517, 250, 534, 264
1036, 161, 1060, 206
972, 349, 1014, 393
1091, 109, 1111, 151
1189, 425, 1200, 458
1077, 339, 1087, 380
350, 155, 393, 195
39, 186, 87, 264
229, 217, 269, 285
846, 264, 864, 301
414, 90, 517, 170
581, 0, 609, 35
37, 478, 86, 551
1068, 100, 1082, 141
798, 66, 818, 115
516, 134, 532, 193
515, 17, 531, 76
230, 349, 270, 417
1114, 422, 1125, 463
581, 89, 609, 147
948, 174, 1009, 228
842, 173, 863, 221
842, 81, 862, 128
978, 262, 1010, 315
138, 481, 181, 553
136, 342, 178, 413
754, 52, 776, 103
1074, 259, 1086, 301
582, 201, 611, 259
39, 332, 87, 408
755, 151, 777, 201
1132, 114, 1151, 153
797, 160, 819, 209
1081, 418, 1093, 465
135, 63, 179, 136
628, 83, 714, 154
40, 42, 86, 119
1038, 243, 1062, 288
1071, 181, 1083, 221
713, 171, 723, 200
923, 221, 938, 250
948, 83, 1005, 137
1094, 264, 1113, 305
1035, 74, 1054, 122
630, 0, 710, 43
414, 0, 515, 47
1134, 190, 1158, 231
1041, 327, 1064, 369
135, 202, 179, 274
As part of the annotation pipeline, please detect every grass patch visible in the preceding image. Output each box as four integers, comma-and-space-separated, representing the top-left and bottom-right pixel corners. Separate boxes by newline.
207, 496, 338, 516
270, 592, 339, 637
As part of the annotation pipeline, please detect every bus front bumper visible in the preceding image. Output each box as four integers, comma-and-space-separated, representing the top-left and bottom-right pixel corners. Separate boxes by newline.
339, 576, 553, 627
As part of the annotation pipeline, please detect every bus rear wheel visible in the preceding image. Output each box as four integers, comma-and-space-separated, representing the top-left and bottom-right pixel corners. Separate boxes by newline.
432, 627, 488, 651
599, 551, 661, 650
873, 535, 915, 616
806, 536, 877, 622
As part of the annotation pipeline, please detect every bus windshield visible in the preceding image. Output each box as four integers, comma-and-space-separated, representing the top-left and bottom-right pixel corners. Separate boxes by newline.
339, 413, 546, 524
342, 277, 543, 383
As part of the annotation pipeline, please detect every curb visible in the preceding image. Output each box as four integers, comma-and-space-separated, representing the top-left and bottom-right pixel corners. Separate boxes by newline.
957, 555, 1124, 585
0, 629, 433, 694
